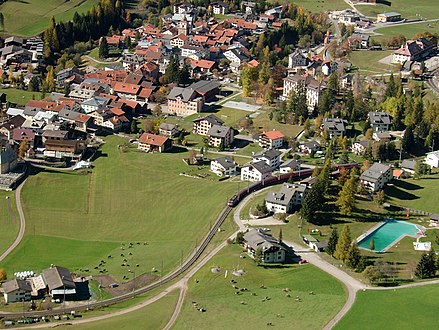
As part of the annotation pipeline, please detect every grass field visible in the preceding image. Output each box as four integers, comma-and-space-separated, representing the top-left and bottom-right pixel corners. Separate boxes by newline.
270, 0, 348, 13
173, 244, 346, 329
335, 285, 439, 329
58, 290, 179, 330
0, 0, 99, 36
374, 21, 439, 40
348, 50, 396, 74
355, 0, 439, 20
1, 136, 237, 281
0, 88, 42, 106
386, 174, 439, 213
0, 190, 19, 257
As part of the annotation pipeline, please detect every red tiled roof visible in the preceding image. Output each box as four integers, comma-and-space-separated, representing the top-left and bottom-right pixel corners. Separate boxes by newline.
110, 107, 125, 116
189, 59, 215, 69
193, 35, 209, 43
113, 82, 141, 95
263, 130, 285, 140
138, 88, 153, 99
139, 133, 169, 147
75, 113, 92, 123
247, 59, 259, 68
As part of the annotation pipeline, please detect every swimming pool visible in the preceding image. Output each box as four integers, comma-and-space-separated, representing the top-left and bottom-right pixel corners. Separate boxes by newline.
357, 219, 423, 252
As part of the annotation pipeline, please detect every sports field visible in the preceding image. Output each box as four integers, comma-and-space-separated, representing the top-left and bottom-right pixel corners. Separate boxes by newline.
335, 285, 439, 329
354, 0, 439, 20
0, 0, 99, 36
0, 190, 19, 256
173, 245, 346, 329
1, 136, 237, 281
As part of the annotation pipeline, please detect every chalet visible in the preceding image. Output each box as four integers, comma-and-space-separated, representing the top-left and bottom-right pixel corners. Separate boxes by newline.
0, 115, 26, 140
280, 159, 300, 173
368, 112, 392, 132
170, 34, 188, 48
167, 86, 204, 117
159, 123, 179, 137
351, 140, 372, 155
392, 38, 436, 64
360, 163, 393, 192
211, 2, 229, 15
265, 183, 308, 214
44, 139, 85, 160
373, 131, 392, 142
401, 159, 417, 175
138, 133, 172, 153
425, 150, 439, 168
243, 229, 286, 263
259, 130, 285, 149
347, 33, 370, 49
122, 53, 145, 71
2, 279, 32, 303
288, 50, 309, 69
322, 118, 348, 138
241, 161, 272, 182
189, 59, 216, 76
253, 149, 281, 170
210, 156, 237, 177
208, 125, 234, 148
12, 128, 36, 148
192, 114, 224, 135
81, 96, 110, 114
299, 140, 320, 154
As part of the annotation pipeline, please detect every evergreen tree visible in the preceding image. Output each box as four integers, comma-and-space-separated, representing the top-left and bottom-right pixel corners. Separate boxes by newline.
300, 179, 324, 223
99, 37, 109, 58
415, 253, 436, 279
254, 246, 263, 265
0, 13, 4, 31
178, 63, 190, 85
385, 73, 396, 98
401, 125, 415, 155
346, 243, 361, 269
336, 175, 356, 215
130, 119, 137, 134
334, 225, 352, 262
326, 228, 338, 256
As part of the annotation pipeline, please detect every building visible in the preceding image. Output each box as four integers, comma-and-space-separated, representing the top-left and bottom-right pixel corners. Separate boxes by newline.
43, 140, 86, 160
265, 183, 308, 214
243, 229, 286, 263
167, 86, 204, 117
210, 156, 237, 177
2, 279, 32, 303
211, 1, 229, 15
159, 123, 179, 138
138, 133, 172, 153
377, 12, 401, 23
207, 125, 234, 148
322, 118, 348, 138
42, 266, 76, 298
425, 150, 439, 168
401, 159, 417, 175
299, 140, 320, 154
241, 161, 272, 182
347, 33, 370, 49
280, 159, 301, 173
0, 142, 18, 174
351, 140, 372, 155
253, 149, 281, 170
288, 50, 309, 69
192, 114, 224, 136
302, 235, 328, 252
360, 163, 393, 192
368, 112, 392, 132
282, 75, 325, 109
259, 130, 285, 149
392, 38, 436, 64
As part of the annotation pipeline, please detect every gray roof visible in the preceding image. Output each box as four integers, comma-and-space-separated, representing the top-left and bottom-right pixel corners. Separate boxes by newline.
189, 80, 221, 94
368, 111, 392, 125
280, 159, 300, 169
59, 108, 79, 120
322, 118, 347, 132
42, 130, 68, 139
378, 12, 401, 17
5, 36, 24, 44
193, 114, 224, 126
354, 140, 372, 148
401, 159, 417, 171
167, 86, 201, 102
300, 140, 320, 149
23, 107, 39, 117
213, 156, 236, 170
250, 160, 273, 174
360, 163, 391, 182
208, 125, 231, 138
159, 123, 177, 131
2, 279, 32, 294
82, 96, 110, 107
42, 266, 75, 290
265, 183, 306, 207
254, 149, 281, 161
244, 229, 285, 252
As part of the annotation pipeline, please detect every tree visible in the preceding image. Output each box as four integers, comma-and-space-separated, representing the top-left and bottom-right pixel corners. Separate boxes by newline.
326, 228, 338, 256
99, 37, 109, 59
0, 268, 6, 281
369, 239, 375, 251
334, 225, 351, 262
373, 190, 386, 206
28, 76, 41, 92
415, 252, 436, 279
363, 265, 381, 284
44, 66, 56, 93
236, 231, 245, 244
401, 125, 415, 155
0, 13, 4, 31
336, 175, 356, 215
18, 139, 29, 159
130, 119, 137, 134
300, 179, 324, 223
414, 160, 429, 179
254, 246, 263, 265
346, 243, 361, 269
278, 228, 283, 244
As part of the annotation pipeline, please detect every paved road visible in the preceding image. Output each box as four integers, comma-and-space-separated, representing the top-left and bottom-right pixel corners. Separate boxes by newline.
0, 175, 28, 263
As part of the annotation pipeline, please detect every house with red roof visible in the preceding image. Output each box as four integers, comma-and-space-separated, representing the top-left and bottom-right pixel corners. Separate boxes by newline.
259, 130, 285, 149
138, 133, 172, 153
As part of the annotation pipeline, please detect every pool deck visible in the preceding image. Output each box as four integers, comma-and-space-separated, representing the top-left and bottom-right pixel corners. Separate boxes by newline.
357, 219, 426, 253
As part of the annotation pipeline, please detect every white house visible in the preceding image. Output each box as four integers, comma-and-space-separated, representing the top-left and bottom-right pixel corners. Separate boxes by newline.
425, 150, 439, 168
243, 228, 286, 263
368, 112, 392, 132
360, 163, 393, 192
252, 149, 281, 170
280, 159, 301, 173
241, 161, 272, 182
2, 279, 32, 303
208, 125, 234, 148
258, 130, 285, 149
265, 183, 308, 214
210, 156, 237, 177
322, 118, 348, 138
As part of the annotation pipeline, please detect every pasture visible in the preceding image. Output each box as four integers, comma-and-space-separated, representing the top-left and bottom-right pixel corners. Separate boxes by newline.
0, 190, 19, 256
355, 0, 439, 20
0, 88, 42, 106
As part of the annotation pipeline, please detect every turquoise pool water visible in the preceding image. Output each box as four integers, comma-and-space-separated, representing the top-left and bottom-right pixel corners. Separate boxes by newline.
358, 220, 422, 252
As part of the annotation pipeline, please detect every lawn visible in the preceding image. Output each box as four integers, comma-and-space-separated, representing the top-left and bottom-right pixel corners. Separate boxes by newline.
354, 0, 439, 20
1, 136, 238, 281
173, 244, 346, 330
0, 88, 42, 106
270, 0, 348, 13
348, 50, 396, 74
386, 174, 439, 213
0, 0, 100, 36
374, 21, 439, 40
59, 290, 179, 330
335, 285, 439, 329
0, 190, 19, 257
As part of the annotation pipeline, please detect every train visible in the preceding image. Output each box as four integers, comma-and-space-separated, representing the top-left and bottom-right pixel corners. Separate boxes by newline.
227, 162, 358, 207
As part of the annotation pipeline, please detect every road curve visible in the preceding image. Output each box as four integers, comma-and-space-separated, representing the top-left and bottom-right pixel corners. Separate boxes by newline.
0, 175, 28, 263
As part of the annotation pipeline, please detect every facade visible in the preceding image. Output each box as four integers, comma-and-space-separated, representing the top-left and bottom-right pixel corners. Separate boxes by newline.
392, 38, 436, 64
360, 163, 393, 192
210, 156, 237, 177
2, 279, 32, 303
211, 2, 229, 15
167, 86, 204, 117
322, 118, 348, 138
207, 125, 234, 148
44, 140, 85, 160
42, 266, 76, 298
138, 133, 172, 153
425, 151, 439, 168
377, 12, 401, 23
299, 140, 320, 154
282, 75, 325, 109
368, 112, 392, 132
241, 161, 272, 182
259, 130, 285, 149
288, 50, 309, 69
280, 159, 300, 173
0, 141, 18, 174
192, 114, 224, 136
401, 159, 417, 175
159, 123, 179, 137
243, 229, 286, 263
265, 183, 308, 214
252, 149, 281, 170
351, 140, 372, 155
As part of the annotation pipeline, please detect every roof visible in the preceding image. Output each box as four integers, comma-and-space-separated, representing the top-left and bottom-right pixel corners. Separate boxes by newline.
244, 228, 285, 252
12, 128, 35, 141
280, 159, 300, 169
360, 163, 391, 182
322, 118, 347, 132
248, 160, 273, 174
254, 149, 281, 161
401, 159, 417, 170
42, 266, 76, 290
213, 156, 236, 170
159, 123, 177, 131
0, 115, 26, 131
139, 133, 169, 147
2, 279, 32, 294
42, 130, 68, 139
193, 114, 224, 126
261, 130, 284, 140
113, 82, 141, 95
265, 183, 307, 206
189, 59, 215, 70
168, 86, 200, 102
378, 12, 401, 17
368, 111, 392, 125
189, 80, 221, 94
208, 125, 231, 138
